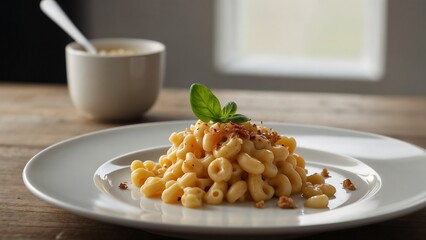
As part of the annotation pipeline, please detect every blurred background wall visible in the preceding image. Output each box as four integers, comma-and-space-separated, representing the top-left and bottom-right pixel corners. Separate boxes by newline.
0, 0, 80, 84
2, 0, 426, 95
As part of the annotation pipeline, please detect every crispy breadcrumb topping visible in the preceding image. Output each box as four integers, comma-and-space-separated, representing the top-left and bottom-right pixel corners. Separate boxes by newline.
321, 168, 330, 178
277, 196, 297, 209
254, 200, 265, 209
343, 179, 356, 191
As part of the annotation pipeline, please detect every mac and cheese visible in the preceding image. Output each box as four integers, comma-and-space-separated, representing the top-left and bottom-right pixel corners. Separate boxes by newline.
130, 120, 338, 208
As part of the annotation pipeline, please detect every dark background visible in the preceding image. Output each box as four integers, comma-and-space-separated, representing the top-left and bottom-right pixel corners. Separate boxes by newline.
0, 1, 82, 84
2, 1, 426, 95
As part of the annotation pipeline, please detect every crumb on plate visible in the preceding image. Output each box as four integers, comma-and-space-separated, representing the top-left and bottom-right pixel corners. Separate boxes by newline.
254, 200, 265, 209
277, 196, 297, 209
321, 168, 330, 177
342, 179, 356, 191
119, 182, 128, 190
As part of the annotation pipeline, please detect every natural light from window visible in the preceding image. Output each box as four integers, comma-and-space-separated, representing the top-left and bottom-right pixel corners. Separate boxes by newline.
215, 0, 386, 81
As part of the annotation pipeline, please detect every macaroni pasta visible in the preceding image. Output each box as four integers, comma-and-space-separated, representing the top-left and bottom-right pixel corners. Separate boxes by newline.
130, 120, 336, 208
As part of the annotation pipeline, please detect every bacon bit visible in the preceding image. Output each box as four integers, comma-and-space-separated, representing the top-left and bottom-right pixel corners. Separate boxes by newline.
223, 122, 250, 139
343, 179, 356, 191
205, 121, 285, 147
277, 196, 297, 209
321, 168, 330, 178
118, 182, 128, 190
254, 200, 265, 209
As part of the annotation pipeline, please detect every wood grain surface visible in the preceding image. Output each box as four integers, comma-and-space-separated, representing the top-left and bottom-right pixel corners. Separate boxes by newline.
1, 83, 425, 240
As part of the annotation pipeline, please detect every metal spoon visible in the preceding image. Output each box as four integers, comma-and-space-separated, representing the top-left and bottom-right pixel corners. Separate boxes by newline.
40, 0, 97, 54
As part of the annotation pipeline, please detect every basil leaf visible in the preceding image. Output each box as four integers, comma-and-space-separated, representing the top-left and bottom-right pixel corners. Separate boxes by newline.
190, 83, 222, 122
227, 114, 251, 123
221, 101, 237, 120
189, 83, 250, 124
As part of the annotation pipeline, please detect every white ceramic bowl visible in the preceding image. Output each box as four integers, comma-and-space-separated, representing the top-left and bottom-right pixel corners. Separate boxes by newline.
66, 38, 166, 121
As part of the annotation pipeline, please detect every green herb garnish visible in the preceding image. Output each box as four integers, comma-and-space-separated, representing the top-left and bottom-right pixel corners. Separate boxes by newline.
189, 83, 250, 123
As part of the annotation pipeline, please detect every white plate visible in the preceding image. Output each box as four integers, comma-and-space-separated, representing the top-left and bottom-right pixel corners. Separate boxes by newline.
23, 120, 426, 239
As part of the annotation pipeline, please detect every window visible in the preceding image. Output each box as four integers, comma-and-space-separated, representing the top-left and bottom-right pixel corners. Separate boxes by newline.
214, 0, 387, 81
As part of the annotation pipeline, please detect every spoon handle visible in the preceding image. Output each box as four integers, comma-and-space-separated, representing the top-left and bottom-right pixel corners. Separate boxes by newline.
40, 0, 97, 54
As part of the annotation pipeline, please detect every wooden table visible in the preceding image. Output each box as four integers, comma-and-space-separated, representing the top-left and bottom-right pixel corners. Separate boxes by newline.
1, 83, 425, 239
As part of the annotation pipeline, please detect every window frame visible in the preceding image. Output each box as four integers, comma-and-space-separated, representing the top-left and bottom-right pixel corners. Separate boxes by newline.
214, 0, 387, 81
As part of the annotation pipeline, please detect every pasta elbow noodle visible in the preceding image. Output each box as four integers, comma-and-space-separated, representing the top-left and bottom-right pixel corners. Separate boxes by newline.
169, 132, 184, 147
161, 182, 184, 203
197, 178, 213, 191
275, 136, 297, 154
262, 161, 278, 179
204, 188, 225, 205
285, 155, 297, 168
247, 174, 274, 202
207, 157, 233, 182
213, 137, 242, 159
177, 172, 198, 188
182, 153, 205, 177
226, 180, 247, 203
176, 134, 202, 159
241, 139, 255, 155
229, 163, 244, 184
269, 173, 292, 197
268, 145, 289, 162
307, 173, 325, 185
141, 177, 165, 197
131, 168, 155, 187
276, 161, 302, 194
237, 152, 264, 175
305, 194, 329, 208
202, 132, 221, 152
292, 153, 305, 168
130, 160, 144, 171
193, 122, 209, 145
181, 187, 204, 208
295, 166, 307, 185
